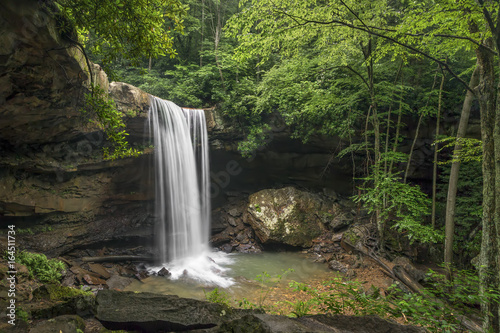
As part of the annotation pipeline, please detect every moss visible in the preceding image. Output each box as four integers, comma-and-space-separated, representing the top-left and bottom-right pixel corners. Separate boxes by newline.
274, 215, 321, 247
344, 229, 361, 246
45, 284, 94, 301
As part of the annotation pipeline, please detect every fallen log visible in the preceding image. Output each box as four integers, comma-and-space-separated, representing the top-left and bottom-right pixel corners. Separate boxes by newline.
393, 265, 425, 294
82, 256, 154, 263
392, 265, 482, 332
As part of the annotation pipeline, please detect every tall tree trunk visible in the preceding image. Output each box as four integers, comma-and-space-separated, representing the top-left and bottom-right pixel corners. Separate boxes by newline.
384, 61, 404, 176
475, 40, 499, 332
443, 64, 479, 274
214, 1, 226, 93
200, 0, 205, 67
431, 69, 445, 228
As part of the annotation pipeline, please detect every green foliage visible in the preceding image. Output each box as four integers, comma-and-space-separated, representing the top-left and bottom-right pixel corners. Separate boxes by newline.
436, 137, 483, 164
285, 298, 316, 318
237, 125, 271, 158
254, 269, 293, 309
82, 85, 141, 160
204, 287, 232, 308
15, 308, 29, 323
355, 167, 443, 244
387, 268, 500, 332
287, 278, 389, 317
17, 251, 66, 283
286, 269, 500, 332
53, 0, 188, 76
16, 228, 34, 235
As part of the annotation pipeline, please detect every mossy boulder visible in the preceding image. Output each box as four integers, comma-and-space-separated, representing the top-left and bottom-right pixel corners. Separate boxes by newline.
246, 187, 345, 247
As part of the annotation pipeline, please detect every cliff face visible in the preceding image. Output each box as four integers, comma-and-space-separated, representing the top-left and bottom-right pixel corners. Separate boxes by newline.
0, 0, 155, 255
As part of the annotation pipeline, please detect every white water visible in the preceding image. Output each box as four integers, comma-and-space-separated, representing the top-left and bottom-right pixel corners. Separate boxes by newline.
148, 97, 233, 287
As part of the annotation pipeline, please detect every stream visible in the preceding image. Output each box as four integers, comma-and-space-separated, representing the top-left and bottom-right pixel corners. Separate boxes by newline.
125, 251, 335, 304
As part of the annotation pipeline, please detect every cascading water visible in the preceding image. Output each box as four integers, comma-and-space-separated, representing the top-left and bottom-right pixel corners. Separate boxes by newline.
148, 96, 233, 287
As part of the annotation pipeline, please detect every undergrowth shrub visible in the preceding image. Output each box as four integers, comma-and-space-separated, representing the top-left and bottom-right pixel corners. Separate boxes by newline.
17, 251, 66, 283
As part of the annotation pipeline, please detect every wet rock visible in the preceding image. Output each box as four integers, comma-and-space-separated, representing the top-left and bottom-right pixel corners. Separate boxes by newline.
135, 271, 150, 281
220, 243, 234, 253
106, 275, 134, 290
236, 244, 261, 253
29, 314, 85, 333
157, 267, 171, 277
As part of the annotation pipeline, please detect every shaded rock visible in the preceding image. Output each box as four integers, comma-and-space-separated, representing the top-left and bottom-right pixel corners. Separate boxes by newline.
95, 290, 239, 332
228, 207, 242, 217
227, 216, 238, 227
88, 263, 111, 279
83, 274, 106, 285
27, 292, 95, 319
213, 313, 425, 333
328, 260, 349, 274
105, 275, 134, 290
297, 314, 426, 333
329, 210, 354, 231
29, 314, 85, 333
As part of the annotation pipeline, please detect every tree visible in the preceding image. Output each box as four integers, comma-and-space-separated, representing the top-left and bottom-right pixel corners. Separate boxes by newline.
52, 0, 188, 76
226, 0, 500, 330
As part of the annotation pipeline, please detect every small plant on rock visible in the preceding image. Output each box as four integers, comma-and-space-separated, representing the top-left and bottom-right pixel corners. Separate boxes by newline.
17, 251, 66, 283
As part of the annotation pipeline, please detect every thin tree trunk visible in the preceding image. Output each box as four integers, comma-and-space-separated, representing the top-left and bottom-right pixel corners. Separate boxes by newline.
384, 61, 404, 176
148, 56, 152, 71
443, 64, 479, 275
431, 68, 445, 228
404, 68, 439, 183
388, 89, 403, 175
364, 105, 372, 177
214, 1, 226, 93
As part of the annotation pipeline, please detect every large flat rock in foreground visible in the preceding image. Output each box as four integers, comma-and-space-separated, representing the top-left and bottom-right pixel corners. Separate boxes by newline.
95, 290, 425, 333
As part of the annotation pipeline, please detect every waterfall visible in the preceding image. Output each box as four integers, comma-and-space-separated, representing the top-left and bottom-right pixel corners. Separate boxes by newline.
148, 96, 233, 287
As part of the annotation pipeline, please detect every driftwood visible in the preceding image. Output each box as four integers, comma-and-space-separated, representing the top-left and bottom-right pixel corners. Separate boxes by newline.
82, 256, 154, 263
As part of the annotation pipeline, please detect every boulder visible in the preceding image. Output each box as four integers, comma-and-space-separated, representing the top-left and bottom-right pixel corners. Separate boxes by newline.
246, 187, 345, 247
